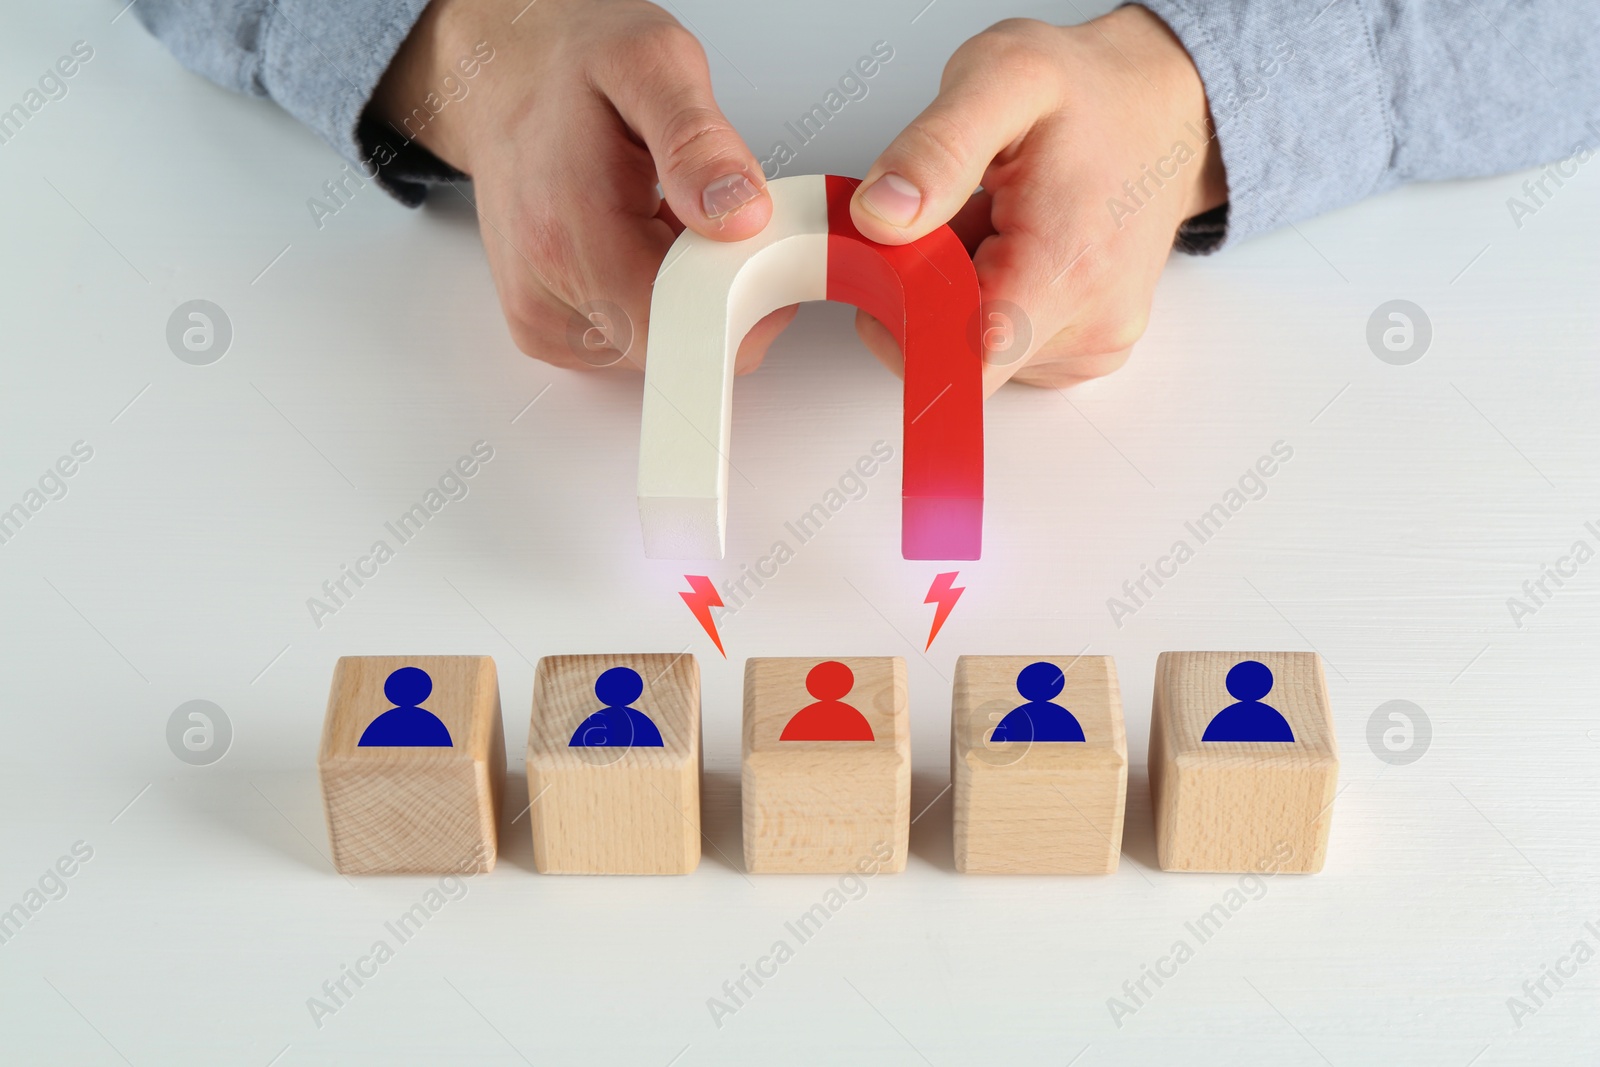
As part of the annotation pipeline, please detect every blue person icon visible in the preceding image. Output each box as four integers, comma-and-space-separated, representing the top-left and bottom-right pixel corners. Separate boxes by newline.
358, 666, 452, 747
991, 661, 1085, 743
1202, 660, 1295, 742
569, 667, 665, 748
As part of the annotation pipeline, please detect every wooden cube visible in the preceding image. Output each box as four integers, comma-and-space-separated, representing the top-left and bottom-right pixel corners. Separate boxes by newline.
951, 655, 1127, 874
318, 655, 505, 875
1149, 651, 1339, 873
527, 654, 701, 874
741, 657, 910, 873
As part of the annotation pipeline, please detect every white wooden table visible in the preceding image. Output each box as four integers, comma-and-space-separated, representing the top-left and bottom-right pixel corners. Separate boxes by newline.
2, 1, 1596, 1063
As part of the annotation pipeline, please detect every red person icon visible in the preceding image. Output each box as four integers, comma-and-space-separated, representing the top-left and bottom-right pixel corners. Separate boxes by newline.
780, 661, 875, 741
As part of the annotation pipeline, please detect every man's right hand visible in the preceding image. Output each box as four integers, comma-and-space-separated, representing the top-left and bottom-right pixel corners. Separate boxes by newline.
374, 0, 797, 372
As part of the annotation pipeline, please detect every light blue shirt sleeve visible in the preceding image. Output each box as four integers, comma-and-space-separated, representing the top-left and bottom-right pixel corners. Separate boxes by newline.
134, 0, 453, 204
1131, 0, 1600, 251
135, 0, 1600, 235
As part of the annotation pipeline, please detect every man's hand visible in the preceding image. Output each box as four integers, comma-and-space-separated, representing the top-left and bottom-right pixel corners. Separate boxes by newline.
848, 7, 1227, 394
374, 0, 796, 372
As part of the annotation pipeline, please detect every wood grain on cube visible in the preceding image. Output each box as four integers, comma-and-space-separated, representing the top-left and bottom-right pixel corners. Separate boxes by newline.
527, 653, 701, 875
742, 656, 910, 874
951, 655, 1127, 874
1149, 651, 1339, 873
318, 655, 505, 875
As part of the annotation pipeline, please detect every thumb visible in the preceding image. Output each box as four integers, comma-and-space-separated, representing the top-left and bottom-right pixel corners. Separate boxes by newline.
851, 61, 1053, 245
602, 26, 771, 241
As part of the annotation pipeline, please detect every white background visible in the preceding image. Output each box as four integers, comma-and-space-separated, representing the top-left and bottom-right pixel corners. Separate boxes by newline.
2, 1, 1598, 1064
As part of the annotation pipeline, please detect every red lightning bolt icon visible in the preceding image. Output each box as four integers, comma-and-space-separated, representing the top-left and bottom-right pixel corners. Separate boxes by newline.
924, 571, 965, 650
678, 575, 726, 657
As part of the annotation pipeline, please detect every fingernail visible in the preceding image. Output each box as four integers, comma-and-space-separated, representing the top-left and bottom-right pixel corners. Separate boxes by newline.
702, 172, 762, 220
860, 173, 922, 228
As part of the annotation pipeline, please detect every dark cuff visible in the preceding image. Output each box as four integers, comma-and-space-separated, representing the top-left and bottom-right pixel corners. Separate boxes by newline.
357, 115, 467, 207
1174, 203, 1228, 255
